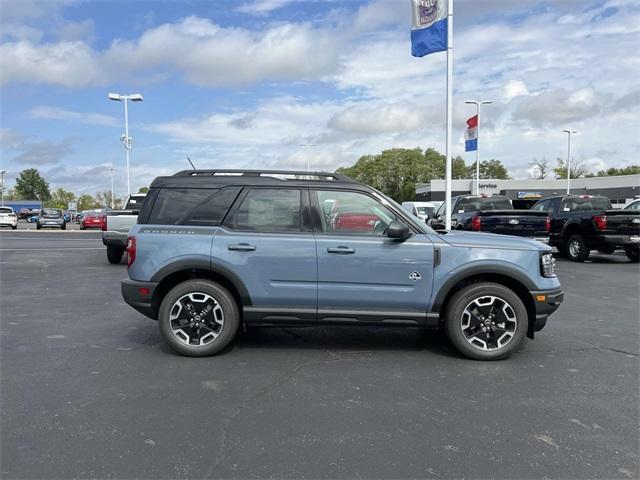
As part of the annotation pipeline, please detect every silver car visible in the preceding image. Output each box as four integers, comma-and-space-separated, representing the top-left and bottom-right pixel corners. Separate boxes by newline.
37, 208, 67, 230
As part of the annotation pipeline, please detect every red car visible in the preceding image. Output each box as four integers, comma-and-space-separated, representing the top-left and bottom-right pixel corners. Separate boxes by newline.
81, 212, 105, 230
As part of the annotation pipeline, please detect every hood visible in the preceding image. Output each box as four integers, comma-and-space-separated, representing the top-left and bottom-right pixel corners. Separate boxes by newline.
439, 231, 550, 252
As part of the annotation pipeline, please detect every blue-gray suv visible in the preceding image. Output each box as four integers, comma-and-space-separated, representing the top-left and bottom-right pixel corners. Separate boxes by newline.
122, 170, 563, 360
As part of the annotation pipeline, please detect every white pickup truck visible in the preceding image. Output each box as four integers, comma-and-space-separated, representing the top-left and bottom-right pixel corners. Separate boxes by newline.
102, 193, 147, 264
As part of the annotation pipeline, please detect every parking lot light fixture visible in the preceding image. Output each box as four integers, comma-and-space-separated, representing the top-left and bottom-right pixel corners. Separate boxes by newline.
0, 169, 7, 206
108, 92, 144, 196
562, 129, 577, 195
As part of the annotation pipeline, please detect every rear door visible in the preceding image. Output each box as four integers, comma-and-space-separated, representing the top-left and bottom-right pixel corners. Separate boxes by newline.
312, 189, 433, 325
213, 187, 317, 323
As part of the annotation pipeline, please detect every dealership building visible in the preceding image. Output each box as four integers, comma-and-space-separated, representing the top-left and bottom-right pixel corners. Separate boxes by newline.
416, 174, 640, 209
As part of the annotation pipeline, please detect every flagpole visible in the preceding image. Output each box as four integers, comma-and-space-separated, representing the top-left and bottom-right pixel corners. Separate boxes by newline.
445, 0, 453, 230
475, 103, 480, 195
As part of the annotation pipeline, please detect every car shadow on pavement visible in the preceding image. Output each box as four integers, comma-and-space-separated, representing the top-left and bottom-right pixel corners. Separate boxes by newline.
554, 253, 635, 264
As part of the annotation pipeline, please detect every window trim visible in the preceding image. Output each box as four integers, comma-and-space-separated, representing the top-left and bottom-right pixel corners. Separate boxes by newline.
222, 187, 309, 234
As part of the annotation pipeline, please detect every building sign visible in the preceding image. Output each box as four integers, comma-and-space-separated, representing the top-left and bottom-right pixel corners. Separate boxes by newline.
68, 201, 77, 211
517, 191, 542, 199
479, 183, 497, 189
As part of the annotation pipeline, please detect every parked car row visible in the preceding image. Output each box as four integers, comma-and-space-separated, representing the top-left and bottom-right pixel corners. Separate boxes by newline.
411, 194, 639, 263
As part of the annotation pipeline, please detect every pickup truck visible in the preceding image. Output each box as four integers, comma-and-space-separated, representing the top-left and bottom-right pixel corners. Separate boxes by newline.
530, 195, 640, 262
102, 193, 146, 264
429, 195, 550, 242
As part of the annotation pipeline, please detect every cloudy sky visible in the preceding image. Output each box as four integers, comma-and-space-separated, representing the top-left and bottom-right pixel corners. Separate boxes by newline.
0, 0, 638, 196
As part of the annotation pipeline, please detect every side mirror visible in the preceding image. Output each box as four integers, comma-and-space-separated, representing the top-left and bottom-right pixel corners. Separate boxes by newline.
387, 221, 411, 240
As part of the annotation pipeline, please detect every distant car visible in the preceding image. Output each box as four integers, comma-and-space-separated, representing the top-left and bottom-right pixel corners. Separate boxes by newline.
401, 201, 438, 222
37, 208, 66, 230
81, 212, 104, 230
63, 212, 71, 223
0, 207, 18, 229
26, 215, 39, 223
624, 199, 640, 211
17, 208, 33, 220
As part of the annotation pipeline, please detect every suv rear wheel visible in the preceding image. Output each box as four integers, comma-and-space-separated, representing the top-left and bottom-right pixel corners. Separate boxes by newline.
445, 282, 528, 360
158, 280, 239, 357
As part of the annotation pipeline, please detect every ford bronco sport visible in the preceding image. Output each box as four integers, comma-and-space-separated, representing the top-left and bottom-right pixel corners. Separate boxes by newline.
121, 170, 563, 360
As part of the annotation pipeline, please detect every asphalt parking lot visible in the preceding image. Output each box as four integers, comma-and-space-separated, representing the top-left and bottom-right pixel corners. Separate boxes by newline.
1, 231, 638, 479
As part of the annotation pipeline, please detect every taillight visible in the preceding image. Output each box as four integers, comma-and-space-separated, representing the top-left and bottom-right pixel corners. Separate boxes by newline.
471, 216, 482, 231
126, 236, 136, 268
100, 215, 107, 231
593, 215, 607, 231
545, 216, 551, 232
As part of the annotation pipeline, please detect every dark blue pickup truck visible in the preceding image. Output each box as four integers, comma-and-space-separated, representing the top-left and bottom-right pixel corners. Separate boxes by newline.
429, 195, 549, 242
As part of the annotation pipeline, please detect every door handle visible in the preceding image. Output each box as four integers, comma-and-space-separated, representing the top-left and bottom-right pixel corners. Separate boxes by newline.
228, 243, 256, 252
327, 246, 355, 254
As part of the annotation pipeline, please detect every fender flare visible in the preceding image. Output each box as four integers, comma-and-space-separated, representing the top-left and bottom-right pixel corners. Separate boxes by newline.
429, 263, 537, 314
150, 257, 252, 306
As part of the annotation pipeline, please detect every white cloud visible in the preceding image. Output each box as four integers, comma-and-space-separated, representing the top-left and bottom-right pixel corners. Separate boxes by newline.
29, 106, 119, 127
513, 88, 604, 127
11, 138, 74, 165
503, 80, 529, 100
236, 0, 296, 16
328, 101, 426, 135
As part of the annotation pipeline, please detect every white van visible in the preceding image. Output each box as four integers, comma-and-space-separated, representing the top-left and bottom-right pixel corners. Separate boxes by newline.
401, 201, 439, 222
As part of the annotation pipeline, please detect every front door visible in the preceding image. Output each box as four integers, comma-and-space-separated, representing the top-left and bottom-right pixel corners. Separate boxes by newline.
212, 187, 317, 324
312, 189, 434, 325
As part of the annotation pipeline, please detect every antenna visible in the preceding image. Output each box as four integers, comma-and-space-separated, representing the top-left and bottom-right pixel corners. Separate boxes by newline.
187, 156, 196, 170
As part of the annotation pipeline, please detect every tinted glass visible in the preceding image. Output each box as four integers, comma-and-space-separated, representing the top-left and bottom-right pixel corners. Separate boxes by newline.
560, 197, 611, 212
125, 194, 147, 209
416, 206, 435, 217
531, 200, 548, 212
456, 197, 512, 212
0, 208, 13, 214
316, 190, 397, 236
41, 209, 62, 217
148, 188, 240, 225
231, 189, 301, 232
625, 201, 640, 211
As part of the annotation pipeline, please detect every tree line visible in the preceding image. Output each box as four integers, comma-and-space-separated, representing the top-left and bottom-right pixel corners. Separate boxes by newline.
2, 168, 148, 210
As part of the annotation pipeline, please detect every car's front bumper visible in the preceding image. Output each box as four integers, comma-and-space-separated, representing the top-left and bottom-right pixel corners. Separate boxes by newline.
529, 287, 564, 333
122, 278, 159, 319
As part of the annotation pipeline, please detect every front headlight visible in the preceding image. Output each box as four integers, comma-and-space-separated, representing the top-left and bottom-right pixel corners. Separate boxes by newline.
540, 253, 556, 278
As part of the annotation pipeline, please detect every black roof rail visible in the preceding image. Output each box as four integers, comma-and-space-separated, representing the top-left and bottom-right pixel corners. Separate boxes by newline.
171, 169, 356, 183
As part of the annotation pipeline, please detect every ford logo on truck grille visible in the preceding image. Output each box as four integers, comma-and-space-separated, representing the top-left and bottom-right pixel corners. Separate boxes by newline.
508, 219, 520, 225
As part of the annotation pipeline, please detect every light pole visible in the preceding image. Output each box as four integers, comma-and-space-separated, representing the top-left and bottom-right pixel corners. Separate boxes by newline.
299, 144, 317, 171
465, 100, 492, 195
108, 92, 143, 196
562, 129, 577, 195
108, 166, 115, 209
0, 170, 7, 206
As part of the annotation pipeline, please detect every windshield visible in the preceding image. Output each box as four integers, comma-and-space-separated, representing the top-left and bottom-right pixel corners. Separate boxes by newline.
416, 206, 435, 217
125, 195, 146, 209
561, 197, 611, 212
0, 208, 13, 214
456, 197, 512, 212
41, 209, 62, 218
369, 188, 432, 234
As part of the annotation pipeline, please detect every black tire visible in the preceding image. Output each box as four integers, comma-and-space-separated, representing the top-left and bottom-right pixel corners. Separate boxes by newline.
624, 246, 639, 263
597, 246, 616, 255
12, 225, 17, 230
158, 280, 240, 357
36, 224, 41, 230
80, 225, 85, 230
106, 246, 124, 264
61, 224, 66, 230
565, 234, 590, 262
444, 282, 528, 360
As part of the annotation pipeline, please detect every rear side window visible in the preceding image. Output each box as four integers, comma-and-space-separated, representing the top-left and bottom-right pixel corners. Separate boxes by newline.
228, 188, 301, 232
457, 197, 512, 212
560, 197, 611, 212
0, 208, 13, 214
147, 187, 241, 225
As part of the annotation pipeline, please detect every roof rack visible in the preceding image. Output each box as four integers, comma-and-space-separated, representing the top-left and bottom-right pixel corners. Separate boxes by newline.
171, 169, 355, 183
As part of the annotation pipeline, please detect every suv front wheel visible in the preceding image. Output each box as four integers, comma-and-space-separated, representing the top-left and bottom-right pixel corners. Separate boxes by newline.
445, 283, 528, 360
159, 280, 240, 356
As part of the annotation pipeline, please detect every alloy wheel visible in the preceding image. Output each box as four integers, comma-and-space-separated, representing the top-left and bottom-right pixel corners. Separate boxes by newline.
569, 239, 581, 258
169, 293, 224, 346
460, 295, 517, 351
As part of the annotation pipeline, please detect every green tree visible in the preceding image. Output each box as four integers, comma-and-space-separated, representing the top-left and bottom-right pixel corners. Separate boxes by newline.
466, 159, 510, 179
554, 157, 590, 179
529, 157, 550, 179
77, 194, 99, 211
47, 188, 76, 209
14, 168, 51, 200
96, 191, 122, 209
590, 165, 640, 177
336, 148, 475, 203
137, 186, 149, 193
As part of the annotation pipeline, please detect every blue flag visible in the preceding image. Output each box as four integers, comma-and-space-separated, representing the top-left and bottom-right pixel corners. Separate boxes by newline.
410, 0, 448, 57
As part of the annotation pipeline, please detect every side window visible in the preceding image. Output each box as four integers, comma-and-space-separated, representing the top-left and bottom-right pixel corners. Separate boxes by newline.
147, 187, 240, 225
315, 190, 398, 236
230, 189, 301, 232
434, 202, 445, 218
531, 200, 548, 212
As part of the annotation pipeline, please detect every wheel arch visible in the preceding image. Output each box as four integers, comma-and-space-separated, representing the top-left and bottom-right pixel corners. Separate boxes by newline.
431, 267, 537, 339
562, 221, 582, 240
150, 260, 252, 319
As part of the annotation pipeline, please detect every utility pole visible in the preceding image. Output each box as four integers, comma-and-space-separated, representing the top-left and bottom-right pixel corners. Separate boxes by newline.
465, 100, 492, 195
109, 166, 115, 209
0, 170, 6, 206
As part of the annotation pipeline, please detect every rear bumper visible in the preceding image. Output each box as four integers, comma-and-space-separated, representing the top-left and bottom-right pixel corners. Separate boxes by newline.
598, 234, 640, 246
121, 278, 159, 320
529, 288, 564, 332
103, 231, 128, 248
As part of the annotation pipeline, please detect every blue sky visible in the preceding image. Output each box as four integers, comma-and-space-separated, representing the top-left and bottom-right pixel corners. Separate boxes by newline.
1, 0, 639, 198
